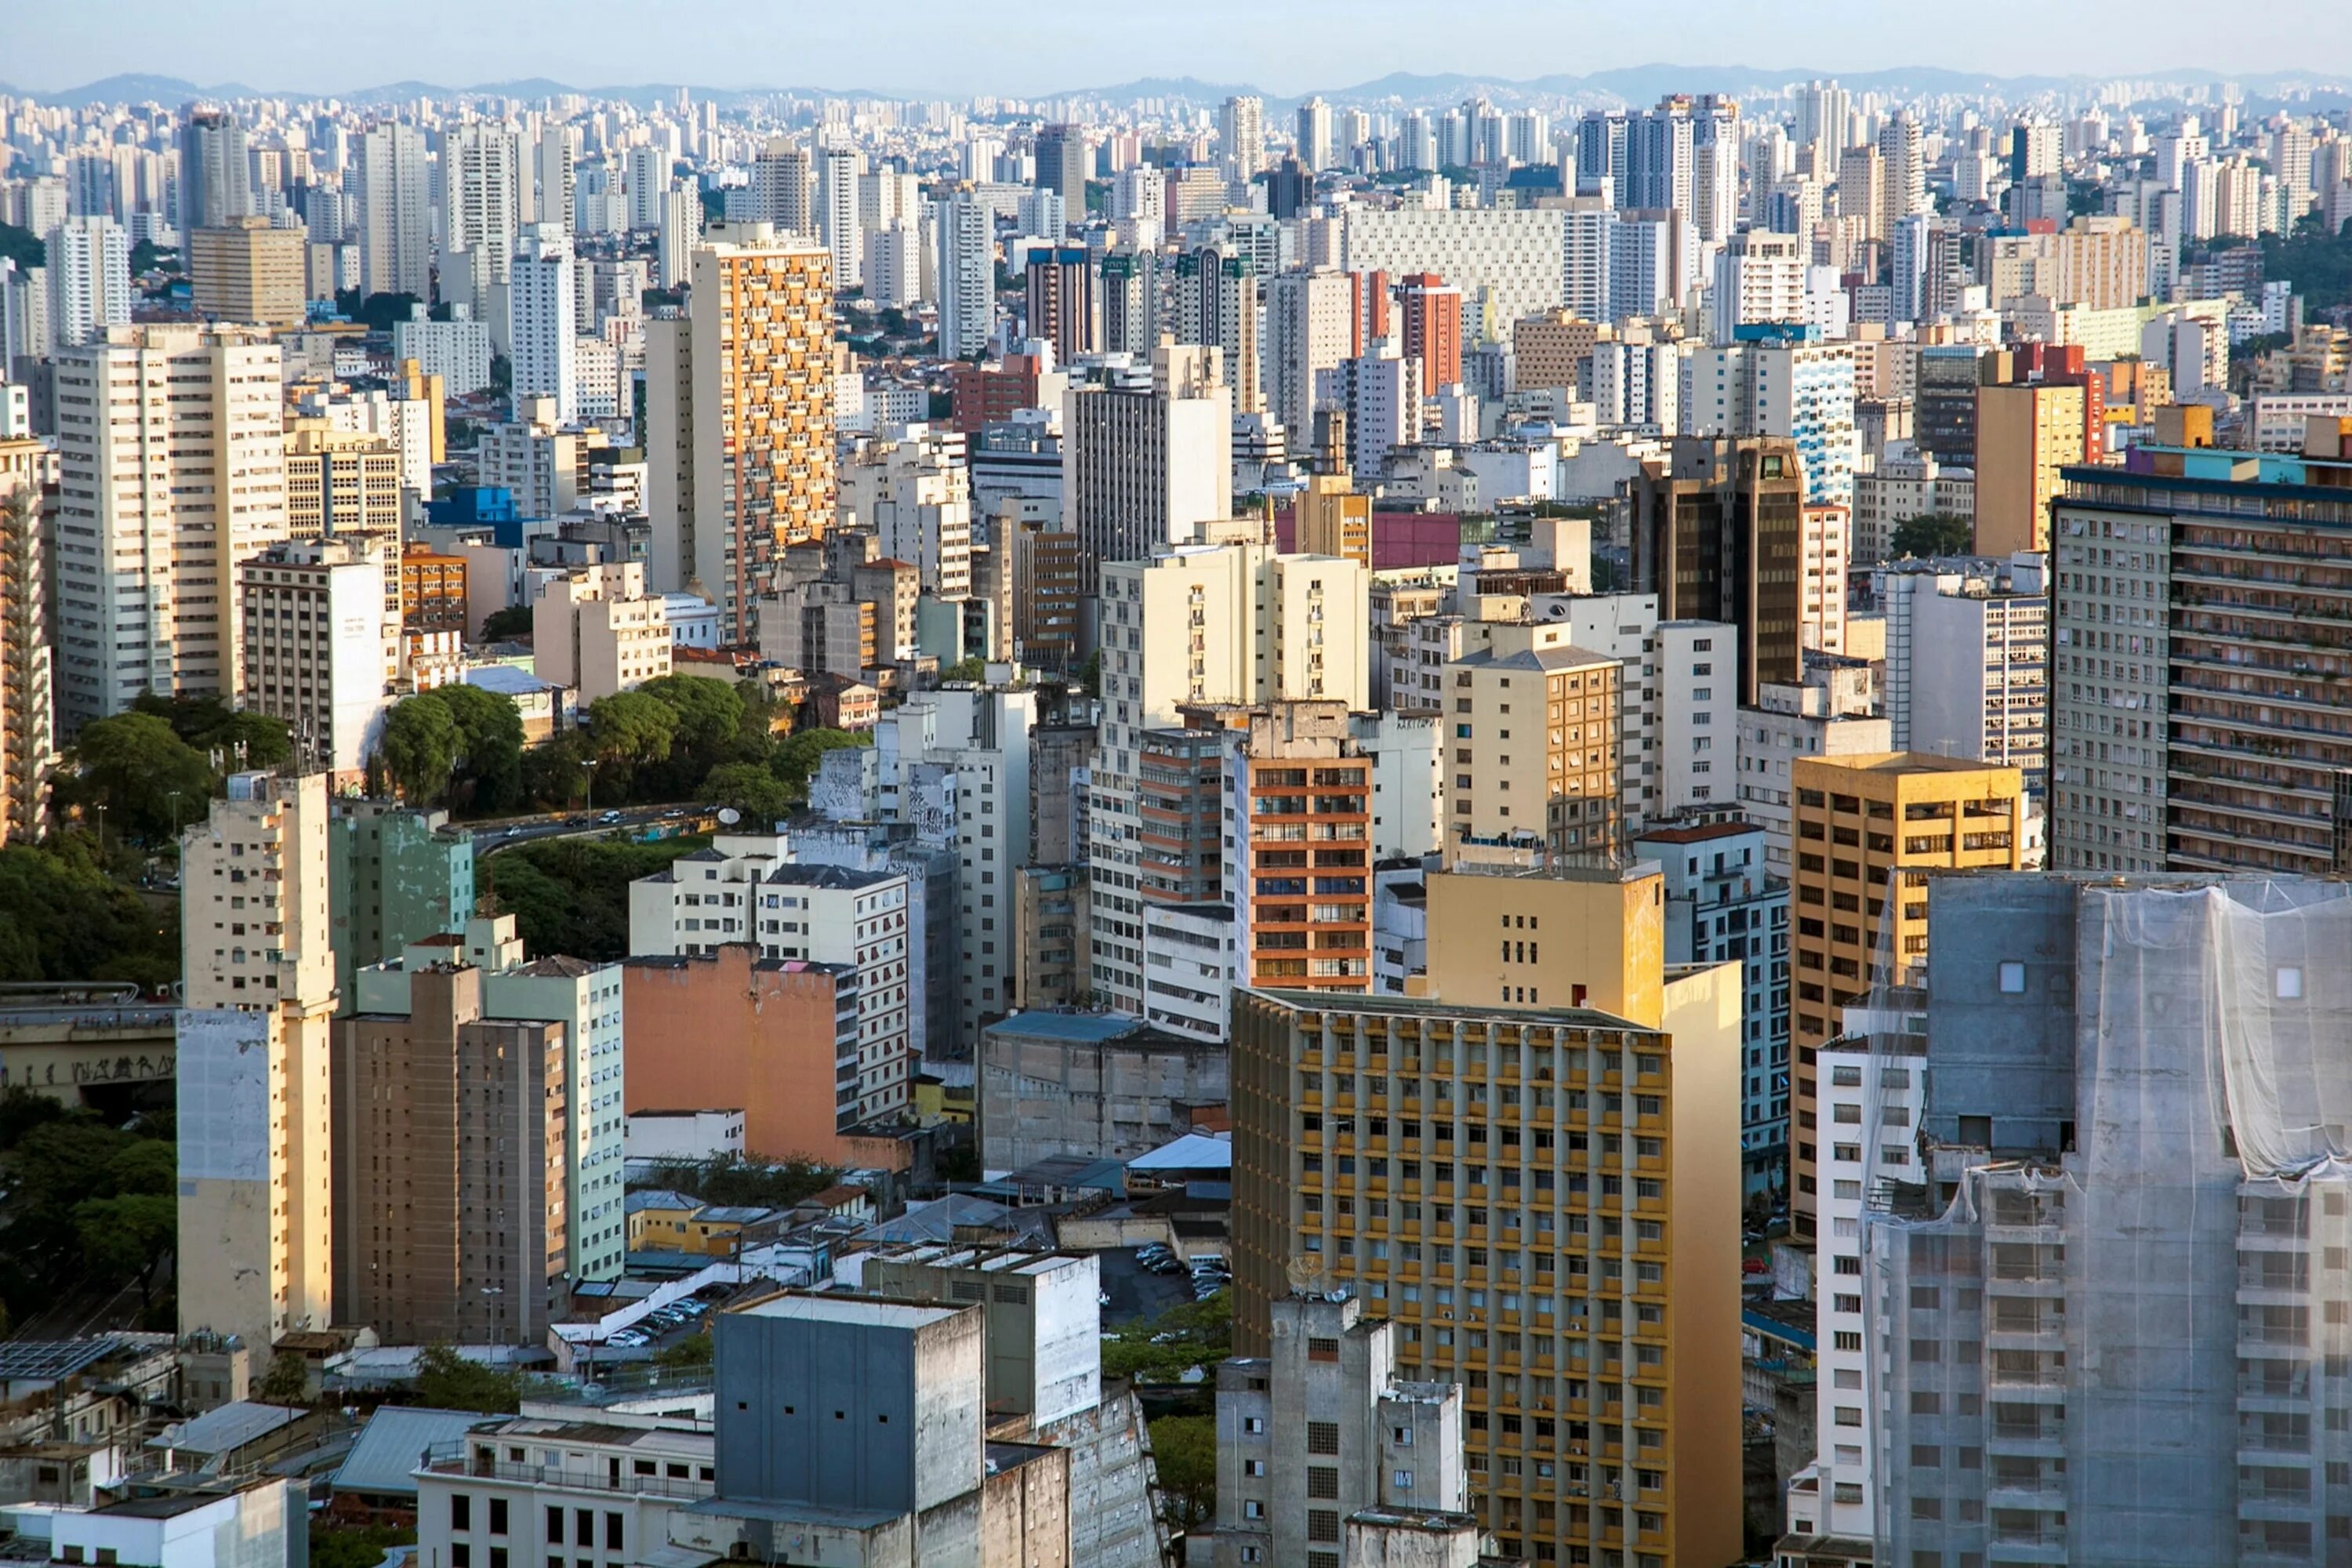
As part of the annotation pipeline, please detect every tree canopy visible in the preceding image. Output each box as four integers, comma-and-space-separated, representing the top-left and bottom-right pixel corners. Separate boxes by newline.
56, 713, 216, 844
414, 1343, 522, 1414
1889, 513, 1976, 561
0, 841, 180, 990
481, 836, 710, 960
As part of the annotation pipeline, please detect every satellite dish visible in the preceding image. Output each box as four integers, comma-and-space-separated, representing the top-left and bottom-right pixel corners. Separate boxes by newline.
1286, 1253, 1327, 1296
717, 808, 742, 825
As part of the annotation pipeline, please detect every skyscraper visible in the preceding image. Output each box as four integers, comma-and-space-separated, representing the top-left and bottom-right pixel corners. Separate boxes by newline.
729, 135, 812, 234
1397, 271, 1463, 393
933, 191, 994, 360
1220, 95, 1265, 182
43, 216, 130, 347
1034, 122, 1087, 209
442, 120, 524, 288
1064, 340, 1232, 568
1022, 245, 1096, 360
535, 118, 576, 235
0, 445, 49, 844
507, 224, 577, 424
644, 222, 834, 641
178, 105, 252, 234
1266, 267, 1353, 438
51, 326, 289, 728
817, 141, 863, 289
1296, 97, 1335, 171
353, 122, 432, 299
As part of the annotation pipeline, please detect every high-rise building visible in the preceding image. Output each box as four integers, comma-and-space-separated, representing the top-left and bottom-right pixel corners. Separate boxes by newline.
508, 224, 577, 423
1089, 543, 1368, 1014
1397, 271, 1463, 393
1221, 95, 1266, 182
815, 143, 862, 290
644, 222, 834, 639
1882, 556, 2049, 793
1172, 246, 1262, 415
1628, 100, 1697, 222
934, 191, 995, 361
443, 120, 524, 288
1230, 858, 1746, 1568
332, 950, 568, 1344
328, 800, 476, 1004
1266, 268, 1352, 438
353, 122, 432, 299
189, 216, 307, 326
238, 537, 397, 779
51, 326, 288, 729
729, 135, 812, 234
176, 770, 339, 1361
0, 443, 49, 844
1710, 229, 1807, 342
2049, 419, 2352, 876
1063, 340, 1232, 568
1875, 111, 1926, 239
178, 105, 251, 234
44, 216, 130, 347
1973, 380, 2087, 555
1296, 98, 1335, 171
1785, 752, 2025, 1248
1034, 122, 1088, 208
535, 119, 576, 235
532, 561, 672, 702
1022, 245, 1097, 360
1631, 435, 1808, 704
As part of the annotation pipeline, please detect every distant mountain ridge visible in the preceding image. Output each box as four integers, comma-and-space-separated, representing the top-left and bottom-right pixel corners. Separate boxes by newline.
5, 62, 2349, 113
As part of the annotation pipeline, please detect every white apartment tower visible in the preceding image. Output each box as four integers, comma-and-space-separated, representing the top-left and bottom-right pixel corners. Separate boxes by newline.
508, 224, 578, 424
44, 216, 131, 347
1065, 341, 1233, 567
934, 192, 994, 360
238, 537, 397, 780
354, 122, 432, 299
443, 121, 523, 288
51, 326, 289, 730
1266, 268, 1353, 441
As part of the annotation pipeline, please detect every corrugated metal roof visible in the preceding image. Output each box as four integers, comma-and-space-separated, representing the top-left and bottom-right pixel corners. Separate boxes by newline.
333, 1408, 493, 1497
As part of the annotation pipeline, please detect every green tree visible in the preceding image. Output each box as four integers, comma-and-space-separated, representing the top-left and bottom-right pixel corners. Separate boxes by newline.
73, 1192, 176, 1305
655, 1153, 839, 1210
256, 1350, 313, 1406
700, 761, 794, 827
480, 605, 534, 641
521, 730, 592, 811
0, 842, 179, 989
433, 684, 527, 815
655, 1331, 713, 1369
61, 713, 215, 843
0, 223, 43, 270
481, 837, 710, 960
376, 696, 461, 804
1149, 1415, 1216, 1533
772, 728, 869, 800
939, 657, 987, 684
1889, 513, 1976, 560
308, 1526, 414, 1568
638, 675, 746, 760
415, 1343, 523, 1414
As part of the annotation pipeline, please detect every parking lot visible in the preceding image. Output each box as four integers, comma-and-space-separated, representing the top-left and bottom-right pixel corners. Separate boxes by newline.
1095, 1246, 1200, 1326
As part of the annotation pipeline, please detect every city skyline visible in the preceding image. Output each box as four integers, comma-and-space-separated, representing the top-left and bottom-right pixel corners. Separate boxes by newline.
10, 0, 2352, 103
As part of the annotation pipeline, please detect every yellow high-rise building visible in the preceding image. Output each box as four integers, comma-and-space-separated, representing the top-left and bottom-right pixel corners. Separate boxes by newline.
1973, 381, 2086, 555
1232, 855, 1744, 1568
176, 770, 340, 1374
1785, 752, 2023, 1247
645, 221, 835, 641
284, 423, 405, 543
189, 216, 308, 327
1442, 623, 1623, 870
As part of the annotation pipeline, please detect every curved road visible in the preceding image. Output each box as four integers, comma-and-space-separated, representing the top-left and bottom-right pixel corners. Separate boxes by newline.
470, 804, 706, 855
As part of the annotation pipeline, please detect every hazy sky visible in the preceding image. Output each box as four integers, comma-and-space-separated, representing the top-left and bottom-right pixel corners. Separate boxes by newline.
8, 0, 2350, 97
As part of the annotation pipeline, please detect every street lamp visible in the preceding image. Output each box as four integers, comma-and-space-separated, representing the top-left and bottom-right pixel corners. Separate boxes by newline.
93, 803, 107, 855
581, 758, 601, 812
166, 789, 187, 844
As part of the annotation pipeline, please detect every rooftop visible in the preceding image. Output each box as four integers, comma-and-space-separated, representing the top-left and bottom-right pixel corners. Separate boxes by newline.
1244, 986, 1650, 1036
726, 1294, 964, 1332
1634, 819, 1762, 845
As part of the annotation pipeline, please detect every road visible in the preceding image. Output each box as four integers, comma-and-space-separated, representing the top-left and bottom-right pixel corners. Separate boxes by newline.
469, 804, 701, 855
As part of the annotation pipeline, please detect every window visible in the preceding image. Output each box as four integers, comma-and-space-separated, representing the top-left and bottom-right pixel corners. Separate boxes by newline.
604, 1517, 622, 1552
1392, 1467, 1414, 1490
546, 1509, 564, 1545
1243, 1417, 1265, 1435
1307, 1421, 1340, 1454
1308, 1466, 1339, 1498
2279, 966, 2305, 1000
452, 1495, 473, 1532
1997, 960, 2026, 993
488, 1500, 508, 1537
1308, 1511, 1341, 1544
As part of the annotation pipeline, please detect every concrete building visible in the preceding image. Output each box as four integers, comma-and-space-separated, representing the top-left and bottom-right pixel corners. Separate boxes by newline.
282, 425, 404, 543
1973, 381, 2086, 555
1442, 626, 1623, 871
1090, 543, 1368, 1014
352, 122, 431, 299
1341, 207, 1577, 336
331, 956, 568, 1344
2048, 426, 2352, 875
1785, 753, 2024, 1249
189, 216, 307, 326
390, 304, 492, 398
935, 191, 996, 361
671, 1292, 1069, 1567
1211, 702, 1377, 996
532, 561, 672, 701
978, 1011, 1226, 1173
1634, 819, 1790, 1200
0, 439, 52, 842
327, 800, 475, 1002
237, 537, 396, 782
45, 216, 131, 347
1882, 555, 2048, 793
176, 772, 339, 1363
50, 326, 288, 729
1230, 860, 1745, 1568
645, 223, 836, 640
1208, 1292, 1486, 1568
45, 1477, 305, 1568
629, 845, 913, 1127
1682, 333, 1859, 510
1064, 342, 1232, 568
1632, 435, 1809, 705
508, 225, 578, 425
415, 1415, 716, 1568
1268, 269, 1354, 441
1736, 666, 1889, 875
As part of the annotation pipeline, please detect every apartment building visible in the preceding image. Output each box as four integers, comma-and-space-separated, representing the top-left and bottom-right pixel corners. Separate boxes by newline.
283, 423, 405, 543
1213, 702, 1376, 996
1973, 381, 2086, 556
532, 562, 672, 702
51, 326, 289, 729
1442, 628, 1623, 871
332, 956, 568, 1344
238, 538, 397, 781
1230, 857, 1744, 1568
1631, 435, 1809, 705
415, 1416, 717, 1568
1090, 543, 1367, 1014
176, 771, 339, 1360
1786, 753, 2024, 1248
2052, 422, 2352, 876
645, 222, 836, 640
978, 1011, 1227, 1171
188, 216, 307, 326
0, 437, 50, 842
1064, 341, 1232, 568
1882, 555, 2049, 793
1736, 665, 1891, 875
